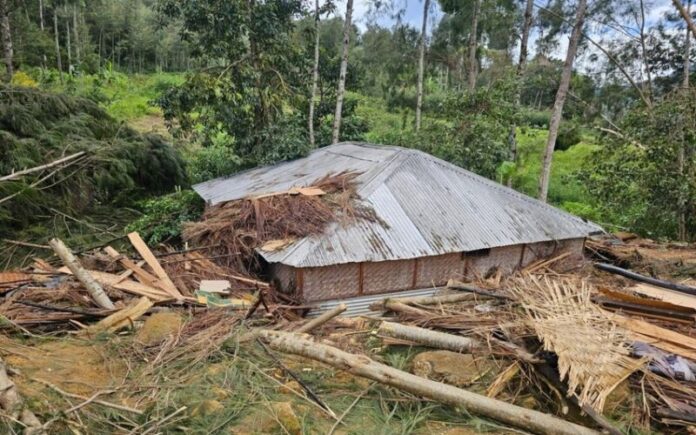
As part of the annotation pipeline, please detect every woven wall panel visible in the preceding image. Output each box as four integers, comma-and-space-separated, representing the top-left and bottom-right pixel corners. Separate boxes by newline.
554, 238, 585, 269
269, 263, 296, 294
363, 259, 414, 294
416, 253, 464, 288
467, 245, 523, 278
302, 263, 359, 302
521, 241, 556, 267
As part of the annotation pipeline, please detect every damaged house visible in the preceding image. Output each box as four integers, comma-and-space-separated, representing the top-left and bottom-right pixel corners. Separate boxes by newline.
192, 143, 603, 302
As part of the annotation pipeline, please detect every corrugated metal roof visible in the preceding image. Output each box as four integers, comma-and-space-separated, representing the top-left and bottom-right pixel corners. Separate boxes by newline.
193, 142, 604, 267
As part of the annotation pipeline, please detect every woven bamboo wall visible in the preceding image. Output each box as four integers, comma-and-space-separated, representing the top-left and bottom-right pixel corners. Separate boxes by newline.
271, 238, 585, 302
521, 240, 557, 267
466, 245, 524, 278
416, 253, 464, 288
302, 263, 360, 301
363, 259, 414, 294
269, 263, 296, 295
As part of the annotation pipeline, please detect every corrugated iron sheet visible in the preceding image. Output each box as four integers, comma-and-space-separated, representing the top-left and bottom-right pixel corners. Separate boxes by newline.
193, 142, 603, 267
307, 286, 445, 317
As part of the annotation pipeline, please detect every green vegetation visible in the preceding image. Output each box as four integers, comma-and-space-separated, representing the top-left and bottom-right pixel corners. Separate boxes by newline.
1, 0, 695, 244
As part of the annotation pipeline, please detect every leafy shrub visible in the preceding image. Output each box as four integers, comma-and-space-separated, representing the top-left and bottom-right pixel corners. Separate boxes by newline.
10, 71, 39, 88
126, 189, 204, 245
519, 109, 550, 128
555, 122, 582, 151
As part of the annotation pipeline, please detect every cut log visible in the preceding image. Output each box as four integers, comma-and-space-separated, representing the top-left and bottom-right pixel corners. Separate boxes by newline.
49, 238, 115, 310
258, 330, 598, 435
375, 291, 482, 308
127, 232, 182, 300
295, 303, 346, 334
86, 296, 153, 333
378, 321, 476, 352
594, 263, 696, 296
371, 299, 432, 316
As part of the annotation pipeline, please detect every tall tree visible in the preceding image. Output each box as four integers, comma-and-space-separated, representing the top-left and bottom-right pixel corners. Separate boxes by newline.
332, 0, 353, 144
467, 0, 480, 91
53, 5, 62, 81
508, 0, 535, 185
0, 0, 12, 80
72, 3, 79, 65
415, 0, 430, 130
309, 0, 321, 147
685, 0, 692, 88
538, 0, 588, 202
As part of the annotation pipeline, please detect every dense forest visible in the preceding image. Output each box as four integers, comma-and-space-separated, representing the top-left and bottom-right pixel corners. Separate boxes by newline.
1, 0, 696, 253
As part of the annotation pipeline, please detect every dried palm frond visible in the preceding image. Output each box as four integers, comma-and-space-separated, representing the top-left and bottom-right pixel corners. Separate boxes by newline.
510, 274, 645, 412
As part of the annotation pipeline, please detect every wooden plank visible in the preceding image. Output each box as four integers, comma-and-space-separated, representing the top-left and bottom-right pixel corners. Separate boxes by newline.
58, 267, 170, 301
104, 246, 160, 287
630, 283, 696, 311
127, 232, 182, 300
613, 316, 696, 351
86, 296, 153, 333
114, 260, 146, 284
629, 332, 696, 361
599, 287, 694, 312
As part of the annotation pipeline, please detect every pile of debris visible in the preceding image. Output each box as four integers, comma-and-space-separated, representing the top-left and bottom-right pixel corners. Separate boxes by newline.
183, 171, 375, 272
254, 250, 696, 433
0, 232, 274, 332
1, 234, 696, 433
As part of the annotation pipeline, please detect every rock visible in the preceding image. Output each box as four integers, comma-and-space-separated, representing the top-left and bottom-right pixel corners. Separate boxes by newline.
191, 399, 224, 417
272, 401, 301, 435
412, 351, 496, 387
136, 312, 182, 346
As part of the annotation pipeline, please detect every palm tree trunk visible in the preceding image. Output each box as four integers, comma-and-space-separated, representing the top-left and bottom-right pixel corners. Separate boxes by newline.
538, 0, 588, 202
415, 0, 430, 131
332, 0, 353, 144
467, 0, 480, 91
0, 0, 12, 81
308, 0, 321, 147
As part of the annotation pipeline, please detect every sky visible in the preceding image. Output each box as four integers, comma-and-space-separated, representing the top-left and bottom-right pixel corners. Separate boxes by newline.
331, 0, 682, 74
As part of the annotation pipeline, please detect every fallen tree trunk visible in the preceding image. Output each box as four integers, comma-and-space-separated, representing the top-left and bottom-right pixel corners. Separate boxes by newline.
258, 330, 598, 435
371, 299, 432, 316
296, 303, 346, 334
594, 263, 696, 296
370, 292, 481, 310
378, 321, 477, 352
49, 238, 115, 310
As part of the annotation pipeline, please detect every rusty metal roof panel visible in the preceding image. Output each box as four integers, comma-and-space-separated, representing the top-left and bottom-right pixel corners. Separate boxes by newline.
193, 142, 603, 267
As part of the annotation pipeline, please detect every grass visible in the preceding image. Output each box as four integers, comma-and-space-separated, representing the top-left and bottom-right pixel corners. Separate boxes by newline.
36, 69, 184, 121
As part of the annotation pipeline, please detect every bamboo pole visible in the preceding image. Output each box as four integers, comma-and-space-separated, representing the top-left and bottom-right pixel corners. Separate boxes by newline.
258, 330, 598, 435
49, 238, 115, 309
295, 303, 346, 334
377, 321, 477, 352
